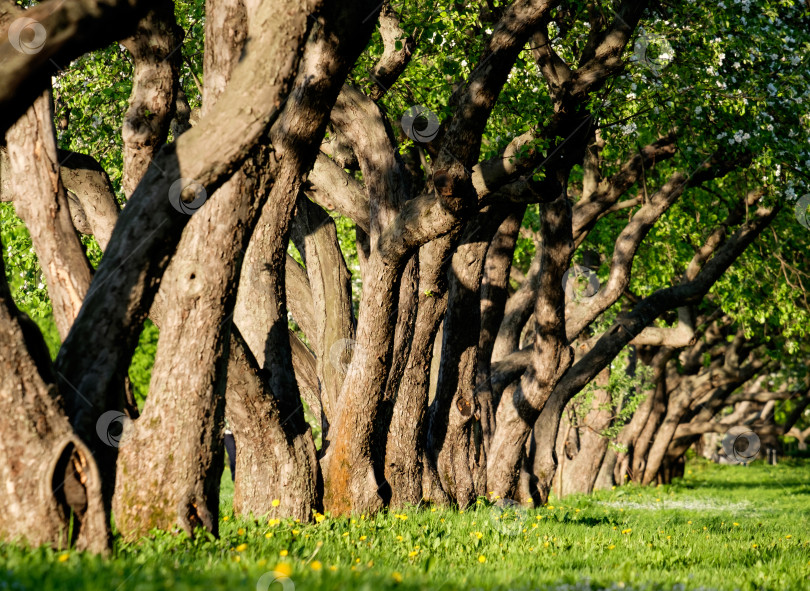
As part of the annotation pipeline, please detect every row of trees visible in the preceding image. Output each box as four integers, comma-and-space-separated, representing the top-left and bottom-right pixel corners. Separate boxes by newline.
1, 0, 808, 554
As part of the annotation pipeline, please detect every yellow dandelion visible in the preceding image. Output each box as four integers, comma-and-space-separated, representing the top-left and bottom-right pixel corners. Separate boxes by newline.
292, 529, 300, 535
265, 533, 273, 539
271, 499, 280, 507
274, 563, 293, 577
622, 529, 632, 534
608, 545, 616, 550
431, 507, 437, 512
752, 544, 758, 548
392, 572, 403, 583
343, 532, 349, 537
786, 535, 792, 539
315, 513, 325, 523
310, 560, 322, 571
396, 535, 403, 541
280, 550, 289, 557
408, 550, 419, 558
268, 518, 280, 527
235, 543, 248, 552
57, 553, 69, 562
223, 515, 230, 521
543, 542, 550, 548
687, 521, 692, 525
733, 522, 740, 527
359, 535, 367, 541
329, 565, 337, 571
237, 528, 246, 536
478, 555, 486, 563
475, 532, 483, 539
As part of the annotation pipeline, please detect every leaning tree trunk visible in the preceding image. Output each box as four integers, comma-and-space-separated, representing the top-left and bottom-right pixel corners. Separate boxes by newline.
385, 240, 450, 508
552, 364, 612, 496
5, 89, 93, 340
0, 245, 107, 553
487, 194, 575, 501
230, 0, 381, 518
113, 0, 319, 538
428, 208, 507, 507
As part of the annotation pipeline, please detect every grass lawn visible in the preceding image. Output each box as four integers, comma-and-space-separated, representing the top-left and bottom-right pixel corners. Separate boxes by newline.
1, 459, 808, 590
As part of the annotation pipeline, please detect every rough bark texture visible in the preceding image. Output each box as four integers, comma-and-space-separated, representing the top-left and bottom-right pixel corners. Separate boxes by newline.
226, 328, 320, 520
385, 242, 450, 507
289, 195, 355, 432
0, 0, 149, 133
5, 90, 93, 339
488, 194, 574, 500
54, 0, 324, 508
229, 0, 382, 518
552, 364, 611, 497
0, 246, 107, 553
429, 208, 509, 506
120, 0, 182, 198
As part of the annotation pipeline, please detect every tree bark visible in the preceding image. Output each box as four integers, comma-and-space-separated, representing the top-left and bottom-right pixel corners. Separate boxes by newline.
5, 89, 93, 339
120, 0, 182, 197
0, 243, 107, 553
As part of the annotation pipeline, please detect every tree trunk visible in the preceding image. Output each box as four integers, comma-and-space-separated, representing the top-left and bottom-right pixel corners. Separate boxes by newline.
0, 246, 107, 553
429, 208, 508, 506
289, 195, 356, 437
5, 89, 93, 339
385, 242, 449, 507
226, 328, 321, 520
120, 0, 181, 198
488, 194, 574, 500
552, 365, 611, 496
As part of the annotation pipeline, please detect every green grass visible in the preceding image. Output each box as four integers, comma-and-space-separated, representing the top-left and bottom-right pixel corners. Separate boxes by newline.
2, 459, 809, 590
